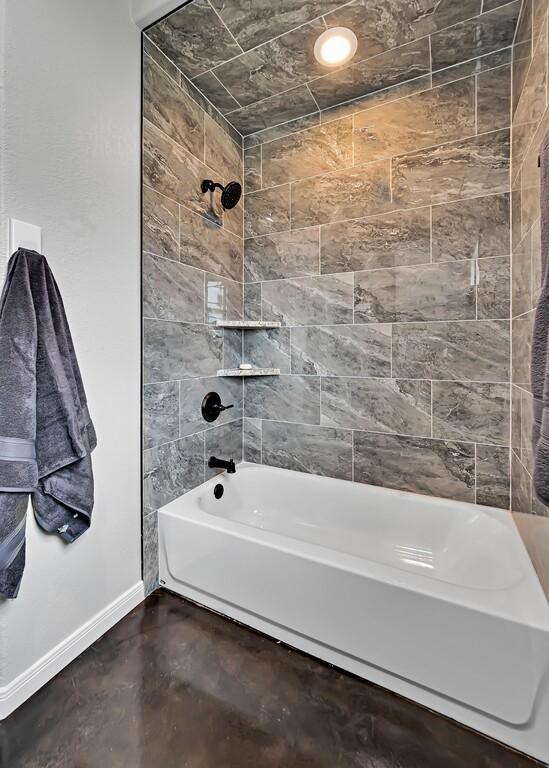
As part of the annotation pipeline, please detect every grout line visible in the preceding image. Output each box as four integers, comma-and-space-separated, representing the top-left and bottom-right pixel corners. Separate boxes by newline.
206, 0, 245, 54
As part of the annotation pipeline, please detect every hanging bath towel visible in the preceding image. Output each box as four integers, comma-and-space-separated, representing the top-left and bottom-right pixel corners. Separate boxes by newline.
0, 249, 96, 599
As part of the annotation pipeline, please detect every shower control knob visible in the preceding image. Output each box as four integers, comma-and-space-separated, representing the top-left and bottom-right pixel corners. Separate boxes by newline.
201, 391, 234, 423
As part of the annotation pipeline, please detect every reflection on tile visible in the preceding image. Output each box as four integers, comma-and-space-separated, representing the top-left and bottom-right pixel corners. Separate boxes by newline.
144, 382, 179, 450
244, 283, 262, 321
354, 432, 476, 502
180, 204, 243, 283
245, 113, 321, 148
244, 145, 262, 193
143, 433, 204, 514
227, 85, 318, 135
291, 324, 391, 377
204, 115, 243, 184
292, 160, 391, 228
244, 375, 320, 424
512, 311, 534, 387
245, 228, 319, 282
205, 273, 243, 324
143, 319, 223, 383
262, 274, 354, 326
478, 256, 510, 319
431, 194, 510, 262
511, 450, 532, 513
477, 65, 511, 133
476, 445, 510, 509
143, 186, 179, 262
143, 511, 159, 596
223, 329, 243, 370
193, 70, 241, 114
321, 377, 431, 436
432, 381, 510, 444
243, 417, 261, 463
321, 208, 431, 273
431, 48, 511, 87
243, 328, 291, 372
262, 420, 352, 480
512, 232, 533, 317
354, 262, 475, 323
392, 320, 510, 381
244, 186, 290, 237
205, 420, 243, 478
179, 376, 242, 437
143, 253, 204, 323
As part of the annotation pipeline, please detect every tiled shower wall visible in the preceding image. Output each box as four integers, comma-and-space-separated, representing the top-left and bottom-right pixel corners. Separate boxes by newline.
241, 52, 513, 506
142, 41, 244, 592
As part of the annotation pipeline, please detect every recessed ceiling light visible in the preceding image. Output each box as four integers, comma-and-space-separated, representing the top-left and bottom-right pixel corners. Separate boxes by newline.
314, 27, 358, 67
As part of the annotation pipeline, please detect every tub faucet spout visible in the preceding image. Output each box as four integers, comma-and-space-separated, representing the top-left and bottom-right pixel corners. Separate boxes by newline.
208, 456, 236, 474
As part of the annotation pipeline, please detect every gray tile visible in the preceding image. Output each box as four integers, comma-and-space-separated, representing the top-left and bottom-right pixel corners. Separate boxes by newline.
244, 375, 320, 424
144, 39, 180, 83
520, 389, 534, 475
243, 417, 261, 463
223, 329, 243, 369
147, 0, 242, 79
353, 431, 476, 502
291, 160, 392, 228
321, 377, 432, 436
430, 2, 520, 71
430, 48, 512, 87
143, 510, 159, 596
511, 384, 522, 456
262, 273, 354, 326
476, 445, 510, 509
244, 283, 262, 321
243, 328, 291, 372
478, 256, 510, 319
205, 273, 243, 324
432, 381, 510, 444
477, 65, 511, 133
143, 253, 205, 323
223, 189, 244, 239
179, 70, 243, 145
511, 450, 532, 513
392, 320, 510, 381
143, 382, 179, 450
245, 113, 321, 147
392, 130, 510, 207
291, 324, 392, 377
261, 118, 353, 187
143, 433, 204, 514
320, 208, 431, 273
245, 228, 319, 282
179, 376, 242, 437
180, 203, 243, 283
512, 311, 534, 388
353, 79, 475, 164
354, 262, 476, 323
244, 185, 290, 237
431, 193, 510, 262
513, 4, 547, 128
262, 420, 352, 480
144, 56, 204, 161
143, 186, 179, 262
192, 70, 241, 114
204, 115, 243, 185
512, 230, 533, 318
244, 145, 262, 193
227, 85, 318, 135
143, 319, 223, 383
205, 420, 243, 478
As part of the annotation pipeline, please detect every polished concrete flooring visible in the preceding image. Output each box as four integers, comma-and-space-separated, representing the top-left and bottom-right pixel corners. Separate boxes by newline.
0, 591, 545, 768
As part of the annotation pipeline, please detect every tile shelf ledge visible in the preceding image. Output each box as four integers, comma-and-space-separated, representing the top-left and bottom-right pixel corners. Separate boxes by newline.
215, 320, 281, 329
217, 368, 281, 377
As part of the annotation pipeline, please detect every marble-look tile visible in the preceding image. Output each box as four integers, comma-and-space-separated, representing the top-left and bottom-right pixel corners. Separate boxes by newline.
430, 48, 512, 87
511, 450, 532, 513
291, 324, 391, 377
512, 311, 534, 387
321, 208, 431, 273
143, 381, 179, 450
262, 118, 353, 187
432, 381, 510, 444
205, 420, 243, 478
244, 145, 262, 193
353, 432, 476, 502
514, 12, 547, 130
223, 329, 243, 369
244, 185, 290, 237
243, 328, 291, 372
147, 0, 242, 79
144, 39, 180, 83
321, 377, 432, 437
309, 38, 431, 111
179, 70, 242, 146
353, 79, 475, 164
392, 320, 510, 381
520, 389, 535, 475
262, 273, 353, 326
476, 445, 510, 509
192, 70, 241, 114
392, 130, 510, 207
244, 375, 320, 424
243, 417, 262, 463
143, 186, 179, 262
292, 160, 392, 228
262, 420, 352, 480
245, 113, 321, 148
205, 273, 243, 324
143, 319, 223, 383
223, 191, 244, 239
179, 204, 243, 283
227, 85, 318, 135
179, 376, 242, 437
143, 433, 204, 514
244, 228, 319, 282
244, 283, 262, 321
512, 384, 522, 457
513, 232, 534, 318
476, 65, 511, 133
430, 2, 520, 71
512, 37, 533, 117
431, 193, 510, 261
477, 256, 510, 319
142, 510, 159, 596
144, 56, 204, 161
143, 253, 204, 323
354, 261, 476, 323
204, 115, 243, 185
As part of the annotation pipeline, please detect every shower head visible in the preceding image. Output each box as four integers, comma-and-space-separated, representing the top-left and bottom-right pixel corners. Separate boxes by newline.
201, 179, 242, 210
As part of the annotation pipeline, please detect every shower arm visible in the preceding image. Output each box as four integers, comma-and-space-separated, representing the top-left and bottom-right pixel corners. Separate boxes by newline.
201, 179, 224, 194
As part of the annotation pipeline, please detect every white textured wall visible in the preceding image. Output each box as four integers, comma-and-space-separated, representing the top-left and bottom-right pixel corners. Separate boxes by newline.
0, 0, 142, 697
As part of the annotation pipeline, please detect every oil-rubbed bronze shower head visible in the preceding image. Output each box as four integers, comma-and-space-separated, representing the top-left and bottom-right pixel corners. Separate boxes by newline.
201, 179, 242, 210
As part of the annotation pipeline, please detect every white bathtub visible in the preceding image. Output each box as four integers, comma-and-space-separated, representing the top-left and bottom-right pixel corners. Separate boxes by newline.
158, 462, 549, 762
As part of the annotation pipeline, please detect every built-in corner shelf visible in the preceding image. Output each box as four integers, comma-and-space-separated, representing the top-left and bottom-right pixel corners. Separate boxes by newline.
217, 368, 281, 377
215, 321, 281, 329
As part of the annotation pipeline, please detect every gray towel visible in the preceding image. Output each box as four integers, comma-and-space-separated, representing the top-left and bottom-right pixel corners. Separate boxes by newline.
532, 134, 549, 507
0, 249, 96, 598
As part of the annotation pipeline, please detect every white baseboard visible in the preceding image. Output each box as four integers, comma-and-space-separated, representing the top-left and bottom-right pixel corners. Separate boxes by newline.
0, 581, 145, 719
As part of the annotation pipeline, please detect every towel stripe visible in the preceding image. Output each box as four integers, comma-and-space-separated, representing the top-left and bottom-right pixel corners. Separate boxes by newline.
0, 436, 36, 461
0, 516, 26, 570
